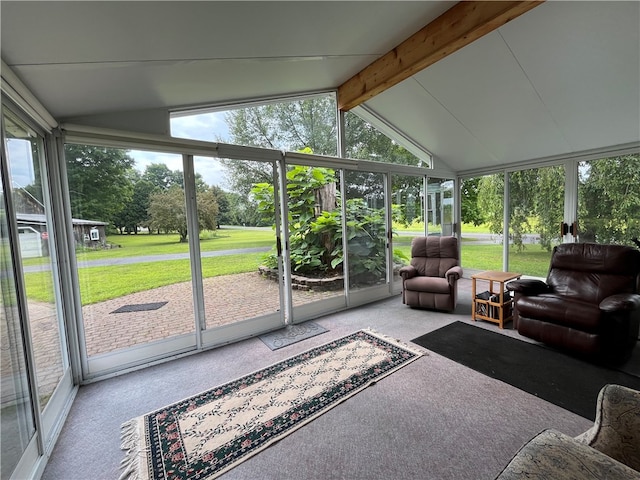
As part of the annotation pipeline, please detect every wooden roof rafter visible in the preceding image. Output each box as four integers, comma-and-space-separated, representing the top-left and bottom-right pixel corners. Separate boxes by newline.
337, 1, 544, 111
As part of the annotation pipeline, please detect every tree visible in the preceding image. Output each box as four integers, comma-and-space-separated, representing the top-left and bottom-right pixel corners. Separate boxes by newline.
209, 186, 233, 226
196, 187, 220, 232
142, 163, 183, 190
460, 177, 484, 226
219, 97, 426, 229
477, 167, 564, 252
477, 174, 504, 236
579, 155, 640, 244
65, 144, 136, 222
148, 187, 187, 240
147, 186, 219, 242
113, 178, 157, 234
252, 165, 389, 283
220, 97, 422, 201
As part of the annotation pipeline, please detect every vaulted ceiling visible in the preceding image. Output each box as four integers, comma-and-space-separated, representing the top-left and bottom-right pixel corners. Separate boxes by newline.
1, 1, 638, 174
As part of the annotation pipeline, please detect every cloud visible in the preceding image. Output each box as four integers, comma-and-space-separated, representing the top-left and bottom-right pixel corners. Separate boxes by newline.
129, 150, 230, 189
130, 111, 233, 188
170, 112, 230, 142
7, 139, 36, 188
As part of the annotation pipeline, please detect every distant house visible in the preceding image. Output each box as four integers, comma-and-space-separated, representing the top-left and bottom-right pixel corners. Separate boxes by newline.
16, 213, 108, 257
14, 188, 108, 256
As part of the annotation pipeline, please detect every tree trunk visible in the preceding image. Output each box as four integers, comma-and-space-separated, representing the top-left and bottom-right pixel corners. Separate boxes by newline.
314, 182, 338, 271
314, 182, 336, 216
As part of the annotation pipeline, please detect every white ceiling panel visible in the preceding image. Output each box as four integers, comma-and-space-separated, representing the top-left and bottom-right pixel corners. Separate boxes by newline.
410, 30, 572, 164
499, 1, 640, 152
364, 1, 639, 172
1, 1, 638, 173
1, 1, 451, 65
11, 55, 375, 118
364, 78, 497, 172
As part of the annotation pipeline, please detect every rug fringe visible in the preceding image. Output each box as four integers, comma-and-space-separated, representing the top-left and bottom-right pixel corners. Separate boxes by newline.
118, 417, 148, 480
363, 327, 429, 356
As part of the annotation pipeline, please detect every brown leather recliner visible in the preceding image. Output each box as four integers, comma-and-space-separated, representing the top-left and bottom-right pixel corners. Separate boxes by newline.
399, 236, 463, 312
507, 243, 640, 365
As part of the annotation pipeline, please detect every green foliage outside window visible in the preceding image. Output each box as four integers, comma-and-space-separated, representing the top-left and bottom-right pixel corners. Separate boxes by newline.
252, 165, 391, 282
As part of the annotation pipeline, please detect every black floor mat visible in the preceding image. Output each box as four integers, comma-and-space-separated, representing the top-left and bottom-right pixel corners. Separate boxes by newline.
412, 321, 640, 420
110, 302, 168, 314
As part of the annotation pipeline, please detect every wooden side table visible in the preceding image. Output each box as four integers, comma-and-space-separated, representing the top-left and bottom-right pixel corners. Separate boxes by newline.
471, 270, 521, 329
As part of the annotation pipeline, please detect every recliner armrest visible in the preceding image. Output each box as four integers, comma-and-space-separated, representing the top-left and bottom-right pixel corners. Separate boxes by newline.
399, 265, 417, 280
506, 279, 549, 296
445, 266, 463, 285
599, 293, 640, 312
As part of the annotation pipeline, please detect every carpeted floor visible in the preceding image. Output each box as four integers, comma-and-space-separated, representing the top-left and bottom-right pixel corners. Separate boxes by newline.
412, 321, 640, 420
41, 288, 596, 480
120, 330, 422, 479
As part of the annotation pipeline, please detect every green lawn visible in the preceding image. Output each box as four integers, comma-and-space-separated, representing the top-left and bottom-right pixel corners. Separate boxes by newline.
25, 252, 266, 305
25, 228, 275, 305
84, 227, 275, 259
20, 227, 276, 268
395, 243, 552, 277
24, 226, 553, 306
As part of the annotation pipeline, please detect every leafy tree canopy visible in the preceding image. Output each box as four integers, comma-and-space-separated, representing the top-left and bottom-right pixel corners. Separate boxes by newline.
65, 144, 136, 222
147, 186, 219, 242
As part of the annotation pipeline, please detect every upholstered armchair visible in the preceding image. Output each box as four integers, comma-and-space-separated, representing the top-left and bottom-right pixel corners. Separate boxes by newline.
507, 242, 640, 364
575, 384, 640, 471
496, 384, 640, 479
399, 236, 462, 312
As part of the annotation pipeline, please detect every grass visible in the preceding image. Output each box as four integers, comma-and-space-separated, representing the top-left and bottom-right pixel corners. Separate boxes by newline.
79, 227, 275, 260
395, 243, 553, 278
19, 227, 275, 268
24, 226, 554, 306
25, 252, 266, 305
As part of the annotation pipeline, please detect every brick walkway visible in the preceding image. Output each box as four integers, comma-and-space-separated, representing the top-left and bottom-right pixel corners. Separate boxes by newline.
82, 271, 341, 356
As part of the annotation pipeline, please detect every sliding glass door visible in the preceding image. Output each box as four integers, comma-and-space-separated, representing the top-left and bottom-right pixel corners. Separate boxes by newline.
1, 143, 38, 480
195, 155, 286, 345
66, 144, 197, 375
391, 174, 425, 294
2, 104, 75, 479
508, 165, 565, 278
284, 162, 346, 321
344, 169, 389, 304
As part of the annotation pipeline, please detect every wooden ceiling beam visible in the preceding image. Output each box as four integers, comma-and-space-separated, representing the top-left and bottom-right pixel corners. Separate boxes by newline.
337, 1, 544, 111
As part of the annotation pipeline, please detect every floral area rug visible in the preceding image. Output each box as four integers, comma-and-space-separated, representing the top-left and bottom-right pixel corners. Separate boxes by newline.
119, 330, 423, 480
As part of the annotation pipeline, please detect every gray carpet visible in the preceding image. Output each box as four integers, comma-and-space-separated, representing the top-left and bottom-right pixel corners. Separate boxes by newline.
42, 282, 593, 480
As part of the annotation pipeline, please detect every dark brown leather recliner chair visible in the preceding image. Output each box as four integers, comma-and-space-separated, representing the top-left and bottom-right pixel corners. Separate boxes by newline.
507, 243, 640, 365
399, 236, 462, 312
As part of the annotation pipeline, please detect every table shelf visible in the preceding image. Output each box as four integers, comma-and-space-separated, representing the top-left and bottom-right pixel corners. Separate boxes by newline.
471, 271, 521, 329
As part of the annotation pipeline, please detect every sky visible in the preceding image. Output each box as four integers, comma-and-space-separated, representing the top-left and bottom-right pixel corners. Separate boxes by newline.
7, 138, 35, 189
6, 111, 233, 192
130, 111, 232, 188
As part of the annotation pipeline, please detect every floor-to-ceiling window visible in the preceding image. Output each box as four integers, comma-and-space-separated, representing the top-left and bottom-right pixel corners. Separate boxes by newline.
390, 174, 425, 294
344, 169, 389, 299
173, 94, 348, 324
281, 160, 346, 321
459, 173, 505, 274
66, 144, 197, 374
194, 153, 286, 345
508, 165, 565, 277
2, 102, 75, 480
1, 143, 37, 480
